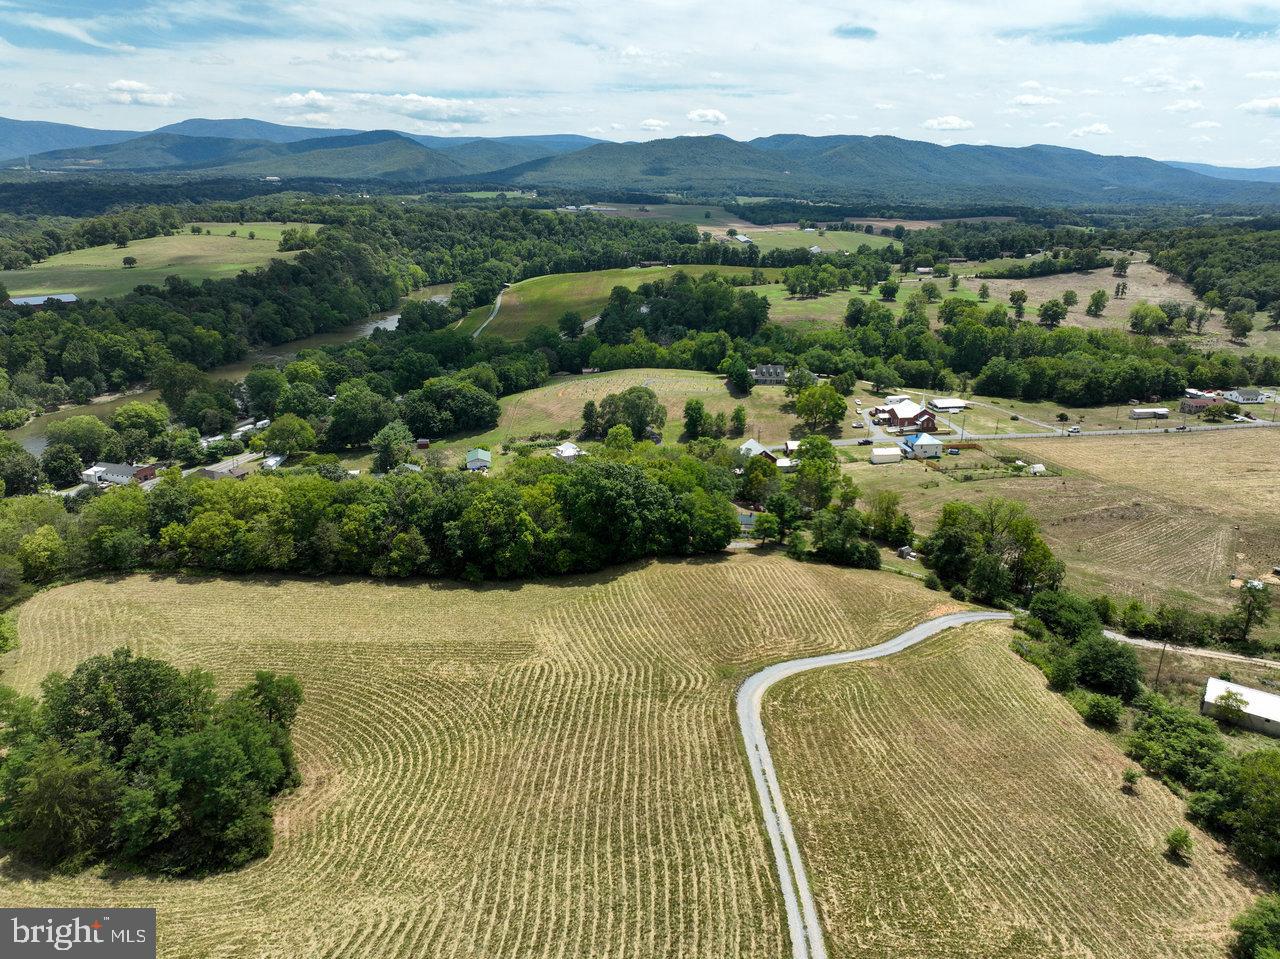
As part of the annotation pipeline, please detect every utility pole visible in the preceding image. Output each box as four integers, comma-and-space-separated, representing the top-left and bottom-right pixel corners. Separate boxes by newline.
1153, 639, 1170, 688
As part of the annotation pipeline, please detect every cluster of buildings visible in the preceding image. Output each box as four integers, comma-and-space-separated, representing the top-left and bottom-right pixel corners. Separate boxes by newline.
80, 462, 159, 487
1180, 387, 1268, 414
871, 396, 937, 434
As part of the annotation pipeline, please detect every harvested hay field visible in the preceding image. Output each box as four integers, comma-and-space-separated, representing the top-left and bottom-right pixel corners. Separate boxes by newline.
766, 620, 1263, 959
847, 430, 1280, 634
1, 555, 960, 959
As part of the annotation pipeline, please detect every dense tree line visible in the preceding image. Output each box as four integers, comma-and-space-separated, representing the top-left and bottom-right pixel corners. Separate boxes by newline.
0, 648, 302, 875
1150, 226, 1280, 312
0, 442, 738, 599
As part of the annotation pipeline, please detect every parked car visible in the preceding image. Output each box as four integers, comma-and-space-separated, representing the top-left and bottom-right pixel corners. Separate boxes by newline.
1067, 426, 1081, 434
1175, 425, 1188, 431
946, 448, 961, 455
857, 438, 873, 446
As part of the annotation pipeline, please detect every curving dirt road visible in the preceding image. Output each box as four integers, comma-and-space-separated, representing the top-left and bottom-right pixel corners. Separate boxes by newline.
736, 610, 1014, 959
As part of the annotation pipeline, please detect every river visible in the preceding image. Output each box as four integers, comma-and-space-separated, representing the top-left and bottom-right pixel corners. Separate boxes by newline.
10, 284, 452, 455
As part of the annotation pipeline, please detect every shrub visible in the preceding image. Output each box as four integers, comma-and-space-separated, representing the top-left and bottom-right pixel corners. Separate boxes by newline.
1166, 827, 1194, 861
1232, 894, 1280, 959
1073, 633, 1142, 701
949, 583, 970, 601
1029, 589, 1102, 643
1082, 693, 1124, 729
923, 572, 942, 591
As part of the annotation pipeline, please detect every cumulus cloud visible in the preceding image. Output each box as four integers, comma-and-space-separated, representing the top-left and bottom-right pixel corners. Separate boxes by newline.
1239, 97, 1280, 117
1190, 119, 1222, 129
873, 102, 895, 110
331, 47, 407, 63
284, 112, 338, 126
353, 93, 488, 123
1245, 70, 1280, 80
1123, 70, 1203, 93
274, 90, 338, 111
106, 79, 178, 107
1069, 122, 1112, 137
1012, 93, 1059, 105
1164, 99, 1203, 113
686, 108, 727, 125
922, 115, 974, 130
640, 117, 669, 131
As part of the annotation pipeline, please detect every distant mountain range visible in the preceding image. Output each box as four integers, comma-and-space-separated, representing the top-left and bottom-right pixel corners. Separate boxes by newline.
1164, 160, 1280, 184
3, 115, 1280, 206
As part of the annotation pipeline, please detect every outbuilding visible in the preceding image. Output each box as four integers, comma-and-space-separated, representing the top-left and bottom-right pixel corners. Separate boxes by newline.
928, 397, 969, 414
5, 293, 78, 307
870, 447, 903, 464
465, 448, 492, 471
1201, 677, 1280, 738
83, 462, 158, 486
1129, 407, 1170, 419
552, 441, 586, 462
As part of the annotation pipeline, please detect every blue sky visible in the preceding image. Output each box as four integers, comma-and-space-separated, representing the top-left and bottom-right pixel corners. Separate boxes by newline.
3, 0, 1280, 164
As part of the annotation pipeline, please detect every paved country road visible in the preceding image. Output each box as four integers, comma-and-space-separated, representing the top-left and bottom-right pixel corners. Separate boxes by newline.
736, 610, 1014, 959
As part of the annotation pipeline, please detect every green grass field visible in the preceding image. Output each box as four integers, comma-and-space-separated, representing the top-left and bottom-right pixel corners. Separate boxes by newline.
741, 228, 899, 254
428, 367, 848, 465
0, 222, 301, 299
458, 266, 786, 339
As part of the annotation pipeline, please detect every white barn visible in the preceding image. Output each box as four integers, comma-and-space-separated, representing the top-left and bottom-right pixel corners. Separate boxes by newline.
1201, 677, 1280, 738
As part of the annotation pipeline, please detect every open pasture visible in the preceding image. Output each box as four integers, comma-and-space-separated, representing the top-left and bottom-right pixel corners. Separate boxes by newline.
459, 265, 784, 339
847, 428, 1280, 634
1, 555, 956, 959
431, 367, 830, 461
767, 620, 1261, 959
0, 223, 299, 299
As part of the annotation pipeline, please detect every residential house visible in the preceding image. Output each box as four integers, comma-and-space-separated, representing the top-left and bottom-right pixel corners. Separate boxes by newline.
465, 448, 492, 471
808, 245, 822, 254
737, 439, 778, 463
1201, 677, 1280, 738
1179, 397, 1217, 414
750, 364, 787, 386
82, 462, 158, 486
1226, 387, 1265, 404
902, 432, 942, 459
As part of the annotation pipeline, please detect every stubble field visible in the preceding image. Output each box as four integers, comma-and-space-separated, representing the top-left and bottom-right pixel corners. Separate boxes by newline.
767, 621, 1262, 959
0, 555, 957, 959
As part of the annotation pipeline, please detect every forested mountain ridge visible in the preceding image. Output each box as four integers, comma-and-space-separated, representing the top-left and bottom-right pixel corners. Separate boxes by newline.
9, 123, 1280, 207
493, 134, 1280, 206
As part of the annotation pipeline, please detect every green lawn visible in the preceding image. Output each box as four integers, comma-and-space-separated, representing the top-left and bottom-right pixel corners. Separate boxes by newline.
743, 228, 899, 254
460, 265, 785, 340
1, 223, 301, 299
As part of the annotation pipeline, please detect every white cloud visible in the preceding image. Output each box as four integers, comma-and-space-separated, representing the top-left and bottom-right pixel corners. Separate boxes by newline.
873, 102, 895, 110
1190, 120, 1222, 129
1239, 97, 1280, 117
686, 108, 728, 125
1019, 80, 1042, 89
922, 115, 974, 130
1164, 99, 1203, 113
1122, 70, 1204, 94
274, 90, 338, 111
284, 113, 338, 127
640, 118, 669, 131
1069, 122, 1112, 137
106, 79, 178, 107
1245, 70, 1280, 81
353, 93, 488, 123
1042, 121, 1063, 129
1012, 94, 1059, 106
331, 47, 407, 63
